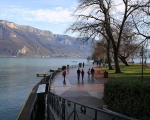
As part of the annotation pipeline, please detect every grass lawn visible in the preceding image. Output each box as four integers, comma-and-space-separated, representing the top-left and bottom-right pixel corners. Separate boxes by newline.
103, 64, 150, 81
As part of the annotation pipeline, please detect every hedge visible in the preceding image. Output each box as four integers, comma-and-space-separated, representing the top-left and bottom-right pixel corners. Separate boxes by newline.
103, 79, 150, 120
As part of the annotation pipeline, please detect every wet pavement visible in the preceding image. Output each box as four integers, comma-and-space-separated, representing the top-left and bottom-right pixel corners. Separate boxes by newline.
51, 64, 107, 108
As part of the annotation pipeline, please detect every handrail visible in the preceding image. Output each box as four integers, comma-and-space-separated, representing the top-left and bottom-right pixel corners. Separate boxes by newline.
17, 64, 78, 120
47, 91, 137, 120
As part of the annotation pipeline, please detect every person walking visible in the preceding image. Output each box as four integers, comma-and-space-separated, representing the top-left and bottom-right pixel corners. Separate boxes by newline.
77, 68, 81, 80
81, 69, 84, 80
87, 68, 90, 77
62, 70, 66, 82
83, 62, 84, 68
91, 68, 95, 77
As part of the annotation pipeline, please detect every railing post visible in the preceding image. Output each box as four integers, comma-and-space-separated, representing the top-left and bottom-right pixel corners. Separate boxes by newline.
74, 103, 76, 120
94, 109, 97, 120
62, 99, 66, 120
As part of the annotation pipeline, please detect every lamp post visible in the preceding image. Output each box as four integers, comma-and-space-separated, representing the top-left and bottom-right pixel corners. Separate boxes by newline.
140, 46, 144, 81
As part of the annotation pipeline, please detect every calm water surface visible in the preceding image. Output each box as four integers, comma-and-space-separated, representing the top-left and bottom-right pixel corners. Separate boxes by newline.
0, 58, 87, 120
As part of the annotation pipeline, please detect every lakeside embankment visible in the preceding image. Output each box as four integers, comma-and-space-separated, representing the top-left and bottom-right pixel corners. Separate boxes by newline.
17, 63, 135, 120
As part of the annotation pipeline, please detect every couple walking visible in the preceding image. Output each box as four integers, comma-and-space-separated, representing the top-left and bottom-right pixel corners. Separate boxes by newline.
77, 68, 84, 80
87, 68, 95, 77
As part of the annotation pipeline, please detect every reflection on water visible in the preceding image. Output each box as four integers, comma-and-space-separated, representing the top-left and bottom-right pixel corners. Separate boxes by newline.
0, 57, 87, 120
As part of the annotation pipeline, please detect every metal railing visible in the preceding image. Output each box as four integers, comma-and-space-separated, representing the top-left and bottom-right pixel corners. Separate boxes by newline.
47, 92, 136, 120
17, 64, 78, 120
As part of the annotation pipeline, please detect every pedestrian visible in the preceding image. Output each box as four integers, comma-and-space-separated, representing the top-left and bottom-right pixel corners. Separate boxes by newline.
87, 68, 90, 77
93, 61, 94, 66
77, 68, 81, 80
81, 69, 84, 80
97, 61, 98, 66
83, 62, 84, 68
62, 70, 66, 82
91, 68, 95, 77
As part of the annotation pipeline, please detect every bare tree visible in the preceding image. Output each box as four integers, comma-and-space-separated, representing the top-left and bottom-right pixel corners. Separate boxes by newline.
117, 21, 138, 66
92, 38, 114, 69
92, 41, 105, 60
66, 0, 149, 73
132, 1, 150, 39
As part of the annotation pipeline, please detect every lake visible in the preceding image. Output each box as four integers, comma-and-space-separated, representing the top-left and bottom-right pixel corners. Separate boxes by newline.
0, 57, 88, 120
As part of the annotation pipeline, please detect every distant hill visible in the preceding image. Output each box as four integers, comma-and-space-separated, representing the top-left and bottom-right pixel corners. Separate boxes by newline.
0, 20, 92, 57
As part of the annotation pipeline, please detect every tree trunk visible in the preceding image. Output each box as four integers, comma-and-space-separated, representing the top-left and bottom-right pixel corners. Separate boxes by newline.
119, 55, 129, 66
107, 40, 113, 70
113, 47, 121, 73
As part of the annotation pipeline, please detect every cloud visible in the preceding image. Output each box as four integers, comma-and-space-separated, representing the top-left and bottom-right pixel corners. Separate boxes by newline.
0, 5, 74, 23
24, 7, 74, 23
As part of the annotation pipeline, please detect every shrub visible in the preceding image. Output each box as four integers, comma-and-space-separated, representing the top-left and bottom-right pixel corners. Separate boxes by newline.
103, 79, 150, 120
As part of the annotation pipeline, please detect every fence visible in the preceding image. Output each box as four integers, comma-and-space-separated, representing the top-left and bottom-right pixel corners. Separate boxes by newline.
46, 92, 136, 120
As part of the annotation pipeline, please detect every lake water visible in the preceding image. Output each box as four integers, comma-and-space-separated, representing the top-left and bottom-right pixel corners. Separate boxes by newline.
0, 58, 88, 120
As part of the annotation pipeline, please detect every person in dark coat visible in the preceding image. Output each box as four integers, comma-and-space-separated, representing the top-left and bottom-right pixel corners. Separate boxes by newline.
81, 69, 84, 80
91, 68, 95, 77
93, 62, 94, 66
77, 68, 81, 80
83, 62, 84, 68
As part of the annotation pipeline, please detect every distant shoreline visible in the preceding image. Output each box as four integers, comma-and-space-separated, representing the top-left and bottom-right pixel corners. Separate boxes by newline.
0, 56, 87, 59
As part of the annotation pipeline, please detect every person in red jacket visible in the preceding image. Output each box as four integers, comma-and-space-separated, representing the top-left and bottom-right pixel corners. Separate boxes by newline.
62, 70, 66, 82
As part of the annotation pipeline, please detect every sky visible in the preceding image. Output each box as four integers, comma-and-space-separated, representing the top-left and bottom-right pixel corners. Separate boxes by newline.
0, 0, 78, 36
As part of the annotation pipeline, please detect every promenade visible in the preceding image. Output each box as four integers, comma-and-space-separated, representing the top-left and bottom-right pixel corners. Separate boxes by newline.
49, 65, 136, 120
51, 64, 108, 109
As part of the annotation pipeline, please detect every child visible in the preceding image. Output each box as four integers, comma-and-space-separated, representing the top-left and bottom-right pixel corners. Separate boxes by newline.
87, 68, 90, 77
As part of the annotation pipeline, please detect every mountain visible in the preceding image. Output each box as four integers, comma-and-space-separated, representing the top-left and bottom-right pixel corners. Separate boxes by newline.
0, 20, 92, 57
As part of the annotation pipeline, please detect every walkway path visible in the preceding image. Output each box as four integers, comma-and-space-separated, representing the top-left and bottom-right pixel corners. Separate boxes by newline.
51, 64, 108, 108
